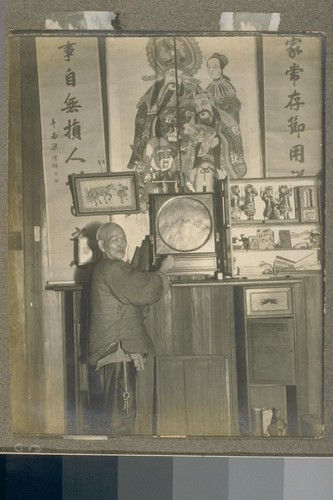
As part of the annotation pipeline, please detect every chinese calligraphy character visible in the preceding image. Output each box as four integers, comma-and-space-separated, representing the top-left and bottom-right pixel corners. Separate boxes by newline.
61, 93, 82, 113
65, 68, 76, 87
288, 116, 306, 138
285, 63, 304, 86
284, 90, 305, 111
50, 118, 56, 128
58, 41, 77, 62
50, 143, 58, 152
65, 147, 86, 163
64, 119, 82, 140
51, 132, 58, 140
290, 144, 305, 163
285, 37, 303, 58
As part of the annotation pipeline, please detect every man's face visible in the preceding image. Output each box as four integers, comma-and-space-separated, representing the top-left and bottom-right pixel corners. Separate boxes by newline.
195, 95, 213, 124
100, 226, 127, 260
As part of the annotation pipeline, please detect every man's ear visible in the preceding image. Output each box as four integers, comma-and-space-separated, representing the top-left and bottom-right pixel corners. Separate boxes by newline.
97, 239, 105, 253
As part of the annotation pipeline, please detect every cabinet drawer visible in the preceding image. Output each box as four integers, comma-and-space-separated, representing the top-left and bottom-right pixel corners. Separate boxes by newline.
245, 287, 293, 316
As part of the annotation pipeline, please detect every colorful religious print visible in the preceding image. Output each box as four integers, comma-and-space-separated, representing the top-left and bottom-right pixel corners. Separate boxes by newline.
263, 36, 323, 176
106, 36, 262, 180
106, 36, 262, 254
36, 38, 108, 282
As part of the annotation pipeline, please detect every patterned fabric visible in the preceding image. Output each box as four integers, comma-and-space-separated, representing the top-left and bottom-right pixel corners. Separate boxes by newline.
207, 77, 241, 123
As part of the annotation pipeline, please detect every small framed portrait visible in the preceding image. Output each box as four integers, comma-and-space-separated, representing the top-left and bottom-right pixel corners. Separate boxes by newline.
248, 235, 259, 250
297, 185, 319, 222
68, 172, 140, 215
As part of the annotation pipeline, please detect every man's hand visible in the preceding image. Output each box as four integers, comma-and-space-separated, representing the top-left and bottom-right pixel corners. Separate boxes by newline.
159, 255, 175, 273
130, 353, 146, 371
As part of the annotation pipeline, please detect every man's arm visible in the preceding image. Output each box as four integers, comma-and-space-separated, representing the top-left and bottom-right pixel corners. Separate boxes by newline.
107, 256, 174, 307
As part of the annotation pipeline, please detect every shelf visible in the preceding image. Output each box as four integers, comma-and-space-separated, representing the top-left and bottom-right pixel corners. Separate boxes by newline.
232, 247, 320, 252
231, 219, 302, 225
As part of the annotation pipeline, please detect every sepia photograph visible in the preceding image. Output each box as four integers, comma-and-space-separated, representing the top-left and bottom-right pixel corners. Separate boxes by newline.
8, 32, 324, 445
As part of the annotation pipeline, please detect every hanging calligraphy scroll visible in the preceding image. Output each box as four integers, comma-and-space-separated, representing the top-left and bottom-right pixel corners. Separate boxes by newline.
36, 37, 107, 282
263, 36, 323, 176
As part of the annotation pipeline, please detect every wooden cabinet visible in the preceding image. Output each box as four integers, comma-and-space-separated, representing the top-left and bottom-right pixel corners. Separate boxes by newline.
234, 275, 322, 436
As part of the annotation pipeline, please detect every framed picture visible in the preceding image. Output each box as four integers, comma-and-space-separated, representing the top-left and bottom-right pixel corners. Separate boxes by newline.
68, 172, 140, 215
149, 193, 217, 276
245, 287, 293, 316
296, 186, 319, 222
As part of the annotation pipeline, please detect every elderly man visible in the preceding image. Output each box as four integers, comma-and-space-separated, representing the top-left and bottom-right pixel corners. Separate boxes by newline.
88, 222, 174, 435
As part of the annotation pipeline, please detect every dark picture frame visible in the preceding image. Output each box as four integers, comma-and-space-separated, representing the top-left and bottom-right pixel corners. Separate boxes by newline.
68, 172, 140, 215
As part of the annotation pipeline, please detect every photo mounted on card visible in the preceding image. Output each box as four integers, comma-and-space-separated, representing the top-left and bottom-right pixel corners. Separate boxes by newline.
7, 30, 325, 454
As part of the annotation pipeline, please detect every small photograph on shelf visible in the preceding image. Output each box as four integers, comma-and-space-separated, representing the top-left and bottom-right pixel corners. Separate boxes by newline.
248, 235, 259, 250
278, 230, 292, 249
257, 228, 275, 250
290, 227, 321, 249
296, 185, 319, 222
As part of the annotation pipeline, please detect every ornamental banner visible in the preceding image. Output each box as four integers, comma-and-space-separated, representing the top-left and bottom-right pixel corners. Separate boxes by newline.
36, 37, 107, 282
263, 36, 323, 176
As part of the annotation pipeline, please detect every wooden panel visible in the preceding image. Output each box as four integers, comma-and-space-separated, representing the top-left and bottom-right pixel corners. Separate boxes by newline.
293, 280, 308, 422
150, 284, 239, 435
248, 318, 296, 385
156, 355, 231, 436
43, 290, 66, 434
234, 286, 250, 435
21, 38, 46, 432
153, 286, 236, 357
151, 290, 173, 355
190, 287, 212, 354
185, 357, 230, 436
171, 288, 190, 355
8, 38, 28, 433
211, 286, 239, 434
156, 358, 187, 436
303, 275, 323, 416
